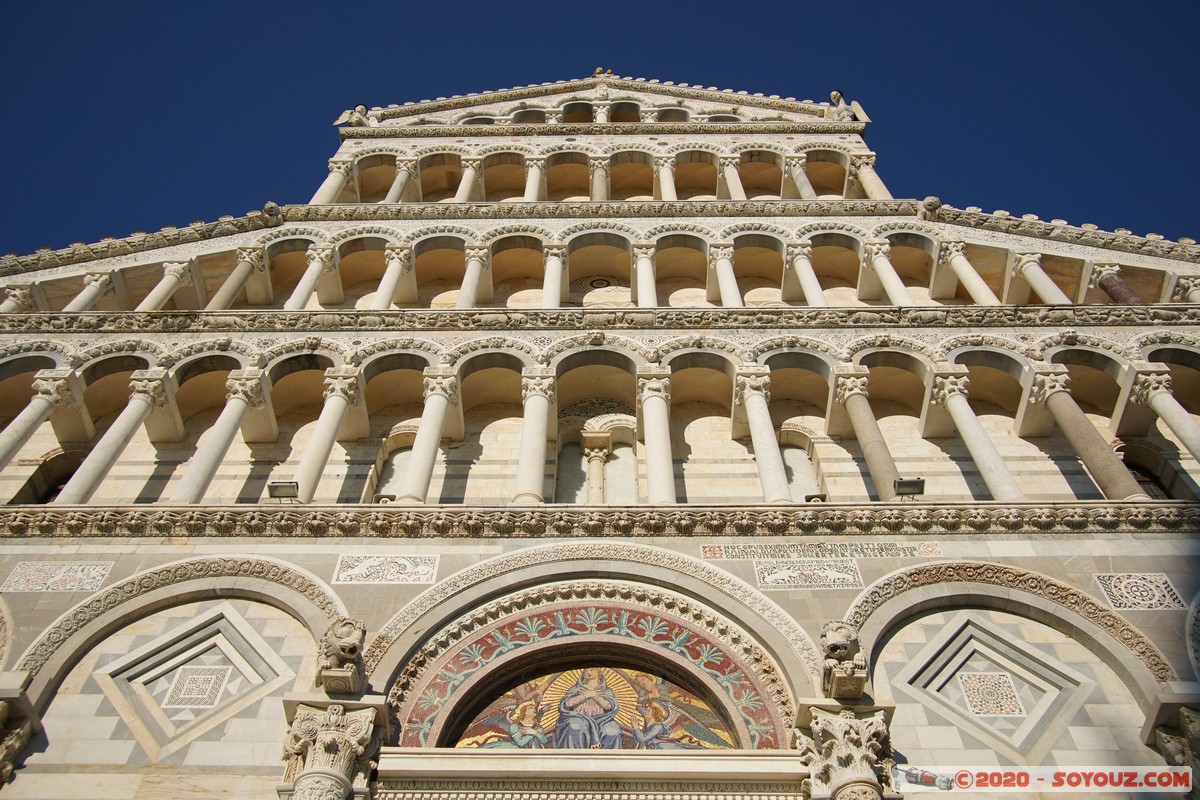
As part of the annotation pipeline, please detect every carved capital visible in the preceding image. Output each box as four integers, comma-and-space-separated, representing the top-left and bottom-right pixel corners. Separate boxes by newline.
544, 110, 562, 124
850, 155, 877, 176
794, 708, 893, 800
393, 159, 416, 176
327, 160, 353, 177
463, 246, 490, 265
422, 373, 457, 402
284, 703, 377, 796
708, 244, 734, 266
1089, 262, 1122, 290
129, 369, 168, 409
655, 156, 675, 173
583, 447, 610, 463
835, 375, 869, 404
1029, 371, 1070, 404
32, 370, 75, 408
521, 372, 555, 402
735, 371, 771, 405
1014, 252, 1043, 276
459, 158, 481, 173
1130, 369, 1172, 405
788, 242, 814, 262
2, 285, 32, 310
322, 367, 360, 406
639, 110, 658, 123
931, 374, 970, 406
235, 247, 265, 272
226, 369, 266, 409
632, 245, 656, 262
82, 272, 114, 295
938, 241, 966, 264
637, 376, 671, 407
524, 157, 545, 172
162, 261, 193, 287
306, 245, 335, 272
784, 154, 808, 171
718, 155, 741, 171
588, 158, 609, 177
383, 244, 412, 275
1171, 276, 1199, 302
543, 245, 567, 262
861, 240, 890, 264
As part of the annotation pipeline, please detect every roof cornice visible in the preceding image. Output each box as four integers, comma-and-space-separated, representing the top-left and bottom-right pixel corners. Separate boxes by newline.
340, 121, 863, 140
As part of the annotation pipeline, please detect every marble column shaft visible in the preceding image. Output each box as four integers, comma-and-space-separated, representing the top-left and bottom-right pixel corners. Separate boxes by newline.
738, 374, 791, 504
657, 159, 677, 201
634, 247, 658, 308
720, 157, 747, 201
453, 160, 479, 203
789, 244, 828, 307
864, 242, 915, 306
1016, 253, 1072, 305
294, 370, 358, 504
0, 287, 32, 313
381, 161, 414, 203
838, 377, 900, 501
940, 243, 1001, 305
206, 250, 261, 310
395, 375, 456, 504
310, 161, 352, 204
934, 376, 1024, 501
455, 248, 488, 310
0, 373, 72, 472
62, 273, 112, 313
589, 160, 609, 201
852, 157, 892, 200
1132, 371, 1200, 463
786, 157, 818, 200
542, 247, 565, 308
512, 373, 554, 504
284, 247, 333, 311
710, 247, 743, 308
585, 448, 607, 504
170, 372, 264, 503
523, 159, 544, 201
136, 262, 192, 311
1091, 264, 1143, 305
372, 246, 410, 311
639, 375, 676, 504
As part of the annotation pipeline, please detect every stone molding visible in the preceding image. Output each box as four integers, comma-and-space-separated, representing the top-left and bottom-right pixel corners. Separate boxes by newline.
0, 504, 1196, 545
0, 304, 1194, 336
843, 561, 1177, 683
342, 122, 866, 140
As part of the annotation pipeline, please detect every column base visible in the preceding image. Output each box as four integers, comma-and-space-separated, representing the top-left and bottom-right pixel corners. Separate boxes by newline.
510, 492, 544, 505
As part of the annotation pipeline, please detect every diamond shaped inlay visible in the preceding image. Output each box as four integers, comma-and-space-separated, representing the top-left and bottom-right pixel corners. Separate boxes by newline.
163, 665, 232, 709
958, 672, 1026, 717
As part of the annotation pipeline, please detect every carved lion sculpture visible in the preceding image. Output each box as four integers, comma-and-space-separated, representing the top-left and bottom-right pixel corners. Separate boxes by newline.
321, 617, 366, 673
821, 620, 868, 699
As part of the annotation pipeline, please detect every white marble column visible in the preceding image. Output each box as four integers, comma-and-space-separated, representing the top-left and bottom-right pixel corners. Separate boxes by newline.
863, 240, 915, 306
589, 158, 610, 201
788, 243, 827, 306
709, 245, 743, 307
638, 372, 676, 504
633, 245, 658, 307
293, 368, 360, 504
932, 375, 1025, 501
380, 160, 415, 203
284, 245, 334, 311
785, 155, 818, 200
719, 156, 747, 200
310, 160, 353, 204
372, 245, 411, 311
135, 262, 193, 311
1015, 253, 1072, 305
939, 242, 1001, 305
170, 370, 265, 503
737, 371, 791, 504
593, 103, 609, 123
0, 286, 32, 313
512, 371, 555, 504
1030, 372, 1148, 500
55, 370, 168, 504
581, 431, 610, 505
836, 372, 901, 501
62, 273, 113, 313
656, 158, 677, 201
542, 246, 566, 308
0, 371, 75, 472
851, 156, 892, 200
452, 159, 480, 203
522, 158, 545, 201
206, 249, 263, 310
395, 372, 457, 504
455, 247, 489, 309
1130, 369, 1200, 463
1172, 277, 1200, 304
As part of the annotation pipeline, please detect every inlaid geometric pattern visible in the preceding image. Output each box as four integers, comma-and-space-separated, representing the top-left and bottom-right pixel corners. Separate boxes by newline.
162, 665, 232, 709
703, 542, 940, 559
333, 554, 438, 583
1, 561, 112, 592
753, 558, 862, 589
1094, 573, 1186, 610
958, 672, 1026, 717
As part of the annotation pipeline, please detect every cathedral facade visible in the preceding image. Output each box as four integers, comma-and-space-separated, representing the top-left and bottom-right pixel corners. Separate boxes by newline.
0, 73, 1195, 799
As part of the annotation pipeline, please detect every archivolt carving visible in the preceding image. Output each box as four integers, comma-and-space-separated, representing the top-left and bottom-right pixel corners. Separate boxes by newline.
870, 221, 941, 239
326, 226, 404, 247
1131, 330, 1200, 356
253, 226, 328, 248
260, 337, 349, 368
655, 334, 746, 364
542, 333, 653, 369
749, 335, 844, 363
474, 142, 536, 158
599, 145, 658, 158
348, 147, 403, 164
660, 141, 724, 156
730, 143, 788, 158
798, 141, 858, 155
161, 338, 260, 370
643, 222, 718, 241
446, 336, 537, 367
15, 556, 345, 676
720, 222, 792, 242
365, 541, 821, 689
347, 338, 444, 368
938, 334, 1033, 361
845, 561, 1177, 684
795, 221, 870, 240
401, 225, 479, 245
387, 580, 795, 748
1031, 332, 1132, 360
410, 144, 471, 159
583, 413, 637, 433
539, 144, 598, 159
484, 225, 554, 245
560, 221, 642, 242
0, 341, 77, 368
76, 338, 168, 365
846, 335, 939, 361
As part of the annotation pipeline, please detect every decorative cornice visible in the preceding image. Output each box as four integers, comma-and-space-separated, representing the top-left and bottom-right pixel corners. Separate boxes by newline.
0, 503, 1194, 540
342, 122, 865, 140
0, 303, 1192, 335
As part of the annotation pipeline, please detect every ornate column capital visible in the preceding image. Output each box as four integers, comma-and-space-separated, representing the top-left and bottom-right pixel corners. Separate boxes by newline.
306, 244, 335, 272
632, 244, 656, 261
283, 703, 378, 800
463, 245, 490, 265
1130, 367, 1172, 405
322, 367, 361, 406
788, 241, 814, 262
544, 110, 562, 124
849, 155, 877, 175
2, 285, 32, 310
784, 154, 808, 170
82, 272, 114, 295
654, 156, 675, 173
327, 159, 353, 177
794, 708, 895, 800
1029, 370, 1071, 404
384, 244, 412, 274
718, 155, 741, 171
639, 110, 658, 123
543, 245, 567, 262
931, 373, 970, 406
129, 369, 169, 409
735, 369, 771, 405
524, 156, 546, 172
162, 261, 193, 287
583, 446, 610, 464
422, 371, 458, 404
938, 240, 966, 264
708, 244, 734, 266
235, 247, 265, 271
637, 372, 671, 407
1088, 262, 1122, 290
459, 157, 482, 173
861, 240, 890, 265
520, 371, 555, 402
835, 375, 869, 405
393, 158, 416, 176
32, 369, 75, 408
1014, 252, 1043, 276
226, 369, 266, 409
588, 157, 609, 177
1171, 275, 1199, 302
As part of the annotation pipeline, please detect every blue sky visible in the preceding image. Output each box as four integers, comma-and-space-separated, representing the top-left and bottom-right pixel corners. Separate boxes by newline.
2, 0, 1197, 256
